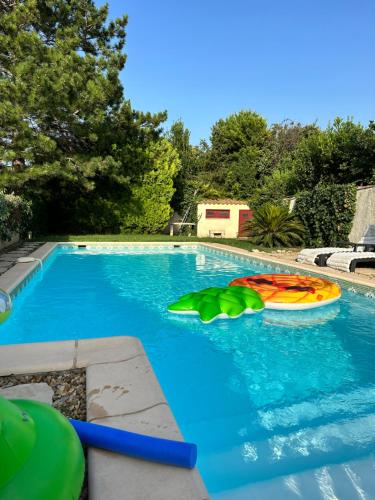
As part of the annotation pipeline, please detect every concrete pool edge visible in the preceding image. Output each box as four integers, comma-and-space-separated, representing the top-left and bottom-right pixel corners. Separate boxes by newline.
0, 336, 209, 500
0, 242, 58, 295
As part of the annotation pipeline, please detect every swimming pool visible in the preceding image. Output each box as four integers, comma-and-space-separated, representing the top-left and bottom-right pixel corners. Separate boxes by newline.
2, 245, 375, 496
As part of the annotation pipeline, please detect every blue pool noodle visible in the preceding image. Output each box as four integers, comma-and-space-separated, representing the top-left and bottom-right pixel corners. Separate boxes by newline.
70, 419, 197, 469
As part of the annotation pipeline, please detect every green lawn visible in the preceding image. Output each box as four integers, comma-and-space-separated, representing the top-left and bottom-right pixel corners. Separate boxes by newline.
37, 234, 267, 252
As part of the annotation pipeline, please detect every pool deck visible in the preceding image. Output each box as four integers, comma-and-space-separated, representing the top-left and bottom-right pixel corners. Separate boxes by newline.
0, 241, 44, 279
0, 240, 374, 499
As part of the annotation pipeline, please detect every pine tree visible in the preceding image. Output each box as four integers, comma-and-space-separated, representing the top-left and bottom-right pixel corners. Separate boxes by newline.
0, 1, 166, 233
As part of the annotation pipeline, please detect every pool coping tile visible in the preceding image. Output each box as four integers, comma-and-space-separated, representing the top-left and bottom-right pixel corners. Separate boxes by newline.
75, 336, 144, 368
0, 242, 57, 295
0, 340, 76, 375
86, 354, 167, 419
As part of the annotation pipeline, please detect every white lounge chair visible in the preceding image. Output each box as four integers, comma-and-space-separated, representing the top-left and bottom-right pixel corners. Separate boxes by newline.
297, 225, 375, 267
296, 247, 352, 267
326, 251, 375, 273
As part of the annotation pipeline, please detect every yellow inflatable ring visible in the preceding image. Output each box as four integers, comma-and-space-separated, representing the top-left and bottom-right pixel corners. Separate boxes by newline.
229, 274, 341, 310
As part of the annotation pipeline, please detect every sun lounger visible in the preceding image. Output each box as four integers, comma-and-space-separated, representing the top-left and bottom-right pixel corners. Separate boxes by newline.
297, 225, 375, 267
296, 247, 352, 267
326, 252, 375, 273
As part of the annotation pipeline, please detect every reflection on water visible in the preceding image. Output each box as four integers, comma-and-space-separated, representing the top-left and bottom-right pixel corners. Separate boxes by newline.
201, 315, 357, 408
263, 303, 340, 328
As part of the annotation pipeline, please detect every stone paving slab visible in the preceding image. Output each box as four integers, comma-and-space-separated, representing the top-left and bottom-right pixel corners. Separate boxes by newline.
94, 405, 182, 441
0, 340, 76, 375
86, 355, 166, 420
0, 256, 18, 262
0, 382, 53, 405
0, 242, 42, 266
76, 336, 143, 367
2, 251, 29, 256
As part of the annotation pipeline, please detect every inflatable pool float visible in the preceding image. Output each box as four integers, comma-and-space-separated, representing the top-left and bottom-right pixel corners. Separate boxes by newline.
0, 289, 11, 324
0, 396, 84, 500
229, 274, 341, 310
168, 286, 264, 323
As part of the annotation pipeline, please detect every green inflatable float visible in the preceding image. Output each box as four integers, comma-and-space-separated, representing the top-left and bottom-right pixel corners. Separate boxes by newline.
168, 286, 264, 323
0, 396, 84, 500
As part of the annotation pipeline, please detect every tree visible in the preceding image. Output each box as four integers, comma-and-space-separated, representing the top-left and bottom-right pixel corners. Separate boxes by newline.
267, 120, 318, 173
206, 111, 270, 197
166, 135, 217, 223
0, 0, 127, 165
120, 139, 180, 233
223, 146, 268, 199
166, 120, 195, 212
292, 119, 375, 190
210, 111, 269, 165
0, 1, 166, 233
249, 161, 299, 210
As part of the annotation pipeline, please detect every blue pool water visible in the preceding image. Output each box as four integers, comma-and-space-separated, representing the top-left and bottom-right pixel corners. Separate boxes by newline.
2, 246, 375, 495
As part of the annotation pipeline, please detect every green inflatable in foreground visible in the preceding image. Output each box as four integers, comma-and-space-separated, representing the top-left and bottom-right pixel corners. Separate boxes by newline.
0, 396, 84, 500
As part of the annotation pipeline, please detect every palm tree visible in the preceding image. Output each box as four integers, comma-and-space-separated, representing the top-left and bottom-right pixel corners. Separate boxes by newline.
244, 203, 307, 248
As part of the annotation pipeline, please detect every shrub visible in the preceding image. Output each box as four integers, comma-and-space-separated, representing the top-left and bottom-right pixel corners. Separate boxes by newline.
244, 203, 307, 248
120, 139, 180, 233
0, 192, 32, 241
294, 184, 356, 246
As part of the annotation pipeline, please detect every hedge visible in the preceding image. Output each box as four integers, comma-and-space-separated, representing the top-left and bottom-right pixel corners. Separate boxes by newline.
294, 184, 357, 247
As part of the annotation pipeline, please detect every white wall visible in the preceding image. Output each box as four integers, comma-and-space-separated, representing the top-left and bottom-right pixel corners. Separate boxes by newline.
349, 186, 375, 242
197, 203, 249, 238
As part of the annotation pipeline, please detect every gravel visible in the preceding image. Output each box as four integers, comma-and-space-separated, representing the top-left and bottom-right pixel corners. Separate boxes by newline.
0, 369, 88, 499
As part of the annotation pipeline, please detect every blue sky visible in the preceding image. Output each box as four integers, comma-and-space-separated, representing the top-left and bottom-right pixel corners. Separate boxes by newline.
99, 0, 375, 144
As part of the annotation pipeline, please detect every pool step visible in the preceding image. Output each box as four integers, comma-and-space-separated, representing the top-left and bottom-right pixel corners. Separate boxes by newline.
200, 413, 375, 490
212, 455, 375, 499
185, 385, 375, 452
257, 384, 375, 432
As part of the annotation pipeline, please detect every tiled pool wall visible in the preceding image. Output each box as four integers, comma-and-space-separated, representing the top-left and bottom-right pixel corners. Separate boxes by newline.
8, 242, 375, 301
